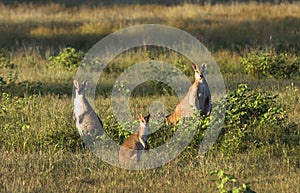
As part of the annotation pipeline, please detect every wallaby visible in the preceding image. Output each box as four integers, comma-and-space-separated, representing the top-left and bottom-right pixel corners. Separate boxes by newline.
73, 80, 103, 140
166, 63, 211, 125
119, 114, 150, 166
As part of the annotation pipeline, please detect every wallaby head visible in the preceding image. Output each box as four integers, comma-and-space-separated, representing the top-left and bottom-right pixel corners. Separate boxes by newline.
137, 113, 150, 131
74, 80, 87, 96
137, 113, 150, 150
192, 63, 206, 82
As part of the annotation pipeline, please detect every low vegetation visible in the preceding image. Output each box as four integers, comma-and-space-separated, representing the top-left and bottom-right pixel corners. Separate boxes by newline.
242, 50, 300, 79
0, 1, 299, 193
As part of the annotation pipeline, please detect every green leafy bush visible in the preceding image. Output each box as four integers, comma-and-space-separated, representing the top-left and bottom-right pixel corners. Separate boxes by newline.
217, 84, 291, 154
241, 51, 300, 79
103, 114, 133, 145
210, 169, 255, 193
48, 47, 84, 69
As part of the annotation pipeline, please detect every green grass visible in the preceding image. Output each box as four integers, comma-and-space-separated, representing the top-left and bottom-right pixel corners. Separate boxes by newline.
0, 2, 300, 193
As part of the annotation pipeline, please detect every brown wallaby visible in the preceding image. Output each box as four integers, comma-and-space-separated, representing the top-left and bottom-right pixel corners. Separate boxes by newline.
73, 80, 103, 140
119, 114, 150, 165
166, 63, 211, 125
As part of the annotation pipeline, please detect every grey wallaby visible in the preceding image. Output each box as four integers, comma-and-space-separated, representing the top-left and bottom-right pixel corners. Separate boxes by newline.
73, 80, 103, 140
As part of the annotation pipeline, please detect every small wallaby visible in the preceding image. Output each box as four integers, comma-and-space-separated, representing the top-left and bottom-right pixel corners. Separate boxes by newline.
119, 114, 150, 166
166, 63, 211, 125
73, 80, 103, 140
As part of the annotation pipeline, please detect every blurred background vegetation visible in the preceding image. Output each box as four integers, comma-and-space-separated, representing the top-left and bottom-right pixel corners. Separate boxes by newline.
0, 0, 298, 6
0, 1, 299, 192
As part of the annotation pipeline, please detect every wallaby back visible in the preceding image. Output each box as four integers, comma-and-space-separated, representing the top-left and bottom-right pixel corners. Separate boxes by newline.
73, 80, 103, 140
166, 63, 211, 125
119, 114, 150, 166
194, 63, 212, 116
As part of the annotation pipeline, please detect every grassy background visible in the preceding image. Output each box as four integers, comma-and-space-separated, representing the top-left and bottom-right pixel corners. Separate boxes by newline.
0, 2, 300, 193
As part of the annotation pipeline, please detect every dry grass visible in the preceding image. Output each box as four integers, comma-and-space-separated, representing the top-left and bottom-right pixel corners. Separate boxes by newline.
0, 149, 299, 192
0, 3, 299, 50
0, 2, 300, 193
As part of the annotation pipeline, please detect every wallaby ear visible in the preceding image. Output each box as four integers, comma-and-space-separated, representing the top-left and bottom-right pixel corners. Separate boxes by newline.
73, 80, 79, 89
144, 114, 150, 122
82, 81, 87, 87
137, 113, 143, 120
201, 63, 207, 71
192, 63, 197, 71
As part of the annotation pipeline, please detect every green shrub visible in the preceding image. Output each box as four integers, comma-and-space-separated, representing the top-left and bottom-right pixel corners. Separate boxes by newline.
210, 169, 255, 193
48, 47, 84, 69
217, 84, 291, 154
103, 114, 133, 145
241, 50, 300, 79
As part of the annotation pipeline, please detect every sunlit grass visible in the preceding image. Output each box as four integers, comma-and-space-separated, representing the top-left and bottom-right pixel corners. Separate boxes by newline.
0, 149, 299, 192
0, 2, 299, 193
0, 3, 299, 50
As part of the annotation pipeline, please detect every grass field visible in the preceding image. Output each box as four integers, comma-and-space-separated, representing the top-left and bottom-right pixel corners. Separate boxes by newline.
0, 2, 300, 193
